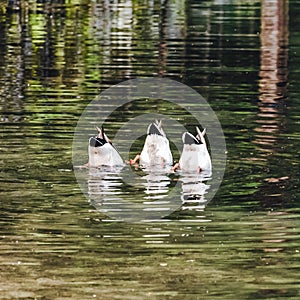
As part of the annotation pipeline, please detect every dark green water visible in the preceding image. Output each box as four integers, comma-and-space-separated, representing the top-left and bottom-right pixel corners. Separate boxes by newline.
1, 0, 300, 299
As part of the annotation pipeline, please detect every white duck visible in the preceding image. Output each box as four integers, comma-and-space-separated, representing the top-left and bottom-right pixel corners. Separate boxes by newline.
130, 120, 173, 167
173, 127, 212, 173
88, 126, 124, 167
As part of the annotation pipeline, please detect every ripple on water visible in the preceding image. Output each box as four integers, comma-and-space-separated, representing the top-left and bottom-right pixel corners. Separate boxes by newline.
0, 0, 300, 299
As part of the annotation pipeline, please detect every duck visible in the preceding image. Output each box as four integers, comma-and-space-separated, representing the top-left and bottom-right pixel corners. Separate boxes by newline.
88, 126, 124, 167
130, 120, 173, 167
172, 127, 212, 173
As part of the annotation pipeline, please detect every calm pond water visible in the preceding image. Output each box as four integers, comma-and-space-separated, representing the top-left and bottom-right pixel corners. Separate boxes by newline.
1, 0, 300, 299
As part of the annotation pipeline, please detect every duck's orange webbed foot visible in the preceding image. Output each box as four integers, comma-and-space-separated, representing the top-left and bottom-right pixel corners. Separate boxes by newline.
171, 162, 180, 173
127, 154, 140, 165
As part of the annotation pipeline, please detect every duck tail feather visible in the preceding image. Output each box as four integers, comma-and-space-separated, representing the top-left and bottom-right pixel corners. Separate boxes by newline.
147, 122, 163, 136
183, 132, 201, 145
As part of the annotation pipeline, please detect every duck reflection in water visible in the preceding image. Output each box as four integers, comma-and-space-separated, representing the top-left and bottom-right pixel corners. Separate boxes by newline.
87, 165, 176, 221
87, 167, 124, 213
180, 173, 211, 211
87, 169, 211, 220
87, 168, 211, 219
140, 171, 171, 201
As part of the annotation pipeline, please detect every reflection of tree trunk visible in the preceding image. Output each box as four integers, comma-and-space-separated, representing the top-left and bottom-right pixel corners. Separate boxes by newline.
254, 0, 290, 209
255, 0, 289, 153
158, 0, 186, 77
0, 0, 27, 121
158, 0, 168, 76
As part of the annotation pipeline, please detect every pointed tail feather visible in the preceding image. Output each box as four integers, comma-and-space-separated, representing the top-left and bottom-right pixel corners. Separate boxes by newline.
182, 132, 202, 145
147, 122, 163, 136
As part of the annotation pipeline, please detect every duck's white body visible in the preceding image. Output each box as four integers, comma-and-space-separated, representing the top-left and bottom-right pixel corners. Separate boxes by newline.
179, 144, 211, 172
88, 127, 124, 167
140, 121, 173, 167
179, 127, 212, 173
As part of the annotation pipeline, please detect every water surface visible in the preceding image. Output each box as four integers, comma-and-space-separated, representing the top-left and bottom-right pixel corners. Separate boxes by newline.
1, 0, 300, 299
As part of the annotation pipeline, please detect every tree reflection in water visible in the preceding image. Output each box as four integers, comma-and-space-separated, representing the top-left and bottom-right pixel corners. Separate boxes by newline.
256, 0, 289, 154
